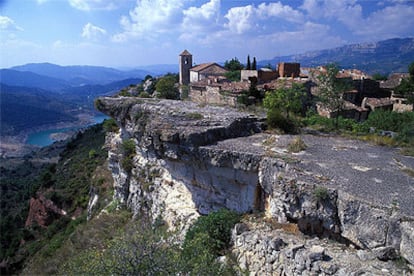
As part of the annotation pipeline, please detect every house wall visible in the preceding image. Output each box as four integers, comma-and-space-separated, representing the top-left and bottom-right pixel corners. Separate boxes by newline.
278, 63, 300, 78
190, 71, 200, 83
241, 70, 258, 81
258, 70, 279, 82
189, 85, 237, 107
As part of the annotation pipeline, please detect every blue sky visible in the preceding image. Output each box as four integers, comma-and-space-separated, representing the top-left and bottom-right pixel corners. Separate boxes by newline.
1, 0, 413, 68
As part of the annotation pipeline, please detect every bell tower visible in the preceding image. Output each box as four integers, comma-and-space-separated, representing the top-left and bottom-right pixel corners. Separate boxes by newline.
179, 49, 192, 85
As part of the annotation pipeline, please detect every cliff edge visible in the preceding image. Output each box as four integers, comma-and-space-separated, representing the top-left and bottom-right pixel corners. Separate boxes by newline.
96, 97, 414, 274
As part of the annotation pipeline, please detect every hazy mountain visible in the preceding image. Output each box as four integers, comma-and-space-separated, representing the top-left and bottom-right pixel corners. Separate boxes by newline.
0, 84, 77, 136
10, 63, 150, 85
0, 78, 141, 136
0, 69, 71, 92
132, 64, 178, 76
260, 37, 414, 75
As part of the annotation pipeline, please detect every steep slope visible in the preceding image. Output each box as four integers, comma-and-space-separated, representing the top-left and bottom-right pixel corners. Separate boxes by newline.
95, 97, 414, 274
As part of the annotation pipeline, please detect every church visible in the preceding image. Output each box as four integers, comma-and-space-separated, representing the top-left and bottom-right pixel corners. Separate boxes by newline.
179, 50, 228, 85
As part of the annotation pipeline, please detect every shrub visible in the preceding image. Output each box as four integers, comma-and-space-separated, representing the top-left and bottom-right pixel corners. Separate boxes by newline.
288, 137, 307, 153
183, 209, 240, 255
138, 91, 151, 98
267, 109, 297, 133
121, 139, 135, 172
314, 186, 329, 201
103, 118, 118, 133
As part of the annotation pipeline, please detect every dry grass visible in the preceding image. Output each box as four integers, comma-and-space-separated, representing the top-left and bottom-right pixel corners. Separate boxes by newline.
287, 136, 307, 153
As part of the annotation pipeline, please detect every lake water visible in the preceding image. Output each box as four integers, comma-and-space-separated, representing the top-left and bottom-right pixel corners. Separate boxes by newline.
26, 114, 109, 147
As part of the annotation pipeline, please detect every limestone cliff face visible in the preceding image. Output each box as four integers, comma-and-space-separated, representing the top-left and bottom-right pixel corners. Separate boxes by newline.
96, 97, 414, 272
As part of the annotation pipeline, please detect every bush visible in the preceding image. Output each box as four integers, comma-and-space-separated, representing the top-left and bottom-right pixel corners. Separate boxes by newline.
288, 137, 307, 153
103, 118, 118, 133
314, 186, 329, 201
121, 139, 135, 172
267, 109, 297, 133
183, 209, 240, 256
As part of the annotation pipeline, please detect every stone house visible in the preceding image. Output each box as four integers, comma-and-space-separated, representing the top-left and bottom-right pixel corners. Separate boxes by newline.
241, 68, 278, 83
190, 63, 228, 83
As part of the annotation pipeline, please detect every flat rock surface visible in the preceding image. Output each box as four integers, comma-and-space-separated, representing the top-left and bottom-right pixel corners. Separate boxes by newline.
206, 133, 414, 217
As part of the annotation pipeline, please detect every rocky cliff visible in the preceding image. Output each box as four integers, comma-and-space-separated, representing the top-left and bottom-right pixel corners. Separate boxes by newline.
96, 97, 414, 274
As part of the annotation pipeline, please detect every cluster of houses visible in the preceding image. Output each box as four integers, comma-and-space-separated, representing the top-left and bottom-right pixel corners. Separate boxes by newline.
178, 50, 413, 119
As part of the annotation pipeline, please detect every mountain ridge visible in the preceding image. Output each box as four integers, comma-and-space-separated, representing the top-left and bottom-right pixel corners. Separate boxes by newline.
261, 37, 414, 74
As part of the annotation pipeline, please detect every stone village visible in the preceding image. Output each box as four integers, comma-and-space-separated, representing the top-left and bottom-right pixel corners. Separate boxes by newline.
179, 49, 413, 118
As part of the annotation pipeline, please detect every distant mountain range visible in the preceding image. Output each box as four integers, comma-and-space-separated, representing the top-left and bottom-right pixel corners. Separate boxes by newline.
9, 63, 150, 86
260, 37, 414, 75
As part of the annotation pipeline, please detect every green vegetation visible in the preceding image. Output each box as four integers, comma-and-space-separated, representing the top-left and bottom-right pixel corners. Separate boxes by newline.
317, 63, 353, 129
224, 57, 244, 82
185, 112, 204, 120
156, 73, 180, 100
372, 73, 388, 81
102, 118, 118, 133
60, 209, 241, 275
303, 110, 414, 154
184, 209, 241, 256
314, 186, 329, 201
263, 83, 307, 133
1, 123, 110, 274
287, 137, 307, 153
121, 139, 136, 172
395, 61, 414, 103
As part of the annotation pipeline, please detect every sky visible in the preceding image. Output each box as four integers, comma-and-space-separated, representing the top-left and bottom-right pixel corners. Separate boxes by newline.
1, 0, 414, 69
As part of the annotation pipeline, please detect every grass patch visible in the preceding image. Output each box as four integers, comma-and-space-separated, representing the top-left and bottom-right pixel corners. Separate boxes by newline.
185, 112, 204, 120
314, 186, 329, 201
288, 137, 307, 153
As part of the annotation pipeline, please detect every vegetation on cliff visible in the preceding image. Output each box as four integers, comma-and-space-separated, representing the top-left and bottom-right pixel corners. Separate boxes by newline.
0, 123, 110, 274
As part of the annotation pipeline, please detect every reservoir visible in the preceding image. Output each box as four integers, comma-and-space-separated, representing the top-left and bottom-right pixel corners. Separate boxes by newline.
26, 114, 109, 147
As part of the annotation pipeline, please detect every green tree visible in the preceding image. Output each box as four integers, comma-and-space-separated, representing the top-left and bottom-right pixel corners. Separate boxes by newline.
263, 83, 306, 119
224, 57, 244, 71
252, 57, 257, 70
156, 74, 179, 100
246, 55, 251, 70
317, 63, 352, 129
372, 73, 388, 81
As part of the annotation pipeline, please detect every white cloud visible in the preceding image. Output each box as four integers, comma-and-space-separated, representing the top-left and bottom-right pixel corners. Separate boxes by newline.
354, 4, 414, 39
224, 2, 304, 34
180, 0, 221, 42
113, 0, 187, 42
256, 2, 303, 23
81, 23, 107, 40
0, 16, 23, 31
69, 0, 117, 11
183, 0, 220, 26
224, 5, 255, 34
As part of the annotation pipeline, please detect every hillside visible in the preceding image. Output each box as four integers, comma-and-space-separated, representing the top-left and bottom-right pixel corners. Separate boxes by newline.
10, 63, 150, 86
260, 37, 414, 74
0, 69, 71, 92
0, 77, 141, 137
0, 84, 78, 136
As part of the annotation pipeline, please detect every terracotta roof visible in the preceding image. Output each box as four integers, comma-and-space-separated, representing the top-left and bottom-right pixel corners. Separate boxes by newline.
180, 49, 192, 56
190, 62, 218, 72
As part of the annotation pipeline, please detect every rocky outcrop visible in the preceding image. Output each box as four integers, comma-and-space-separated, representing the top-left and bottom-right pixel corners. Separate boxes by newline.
96, 97, 414, 272
25, 194, 67, 228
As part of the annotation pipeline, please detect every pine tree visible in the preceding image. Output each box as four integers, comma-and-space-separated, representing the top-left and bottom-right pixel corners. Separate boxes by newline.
246, 55, 251, 70
252, 57, 257, 70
